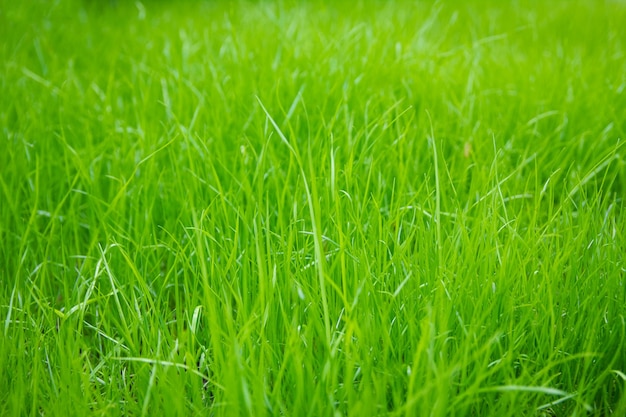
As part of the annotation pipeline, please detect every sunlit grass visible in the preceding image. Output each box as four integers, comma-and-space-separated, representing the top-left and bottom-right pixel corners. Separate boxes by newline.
1, 0, 625, 415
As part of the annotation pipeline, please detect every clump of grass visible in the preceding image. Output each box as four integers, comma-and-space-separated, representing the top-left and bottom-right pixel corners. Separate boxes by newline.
1, 0, 625, 415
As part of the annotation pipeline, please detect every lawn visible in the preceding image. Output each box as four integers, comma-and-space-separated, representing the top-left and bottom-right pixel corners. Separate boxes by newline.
1, 0, 625, 415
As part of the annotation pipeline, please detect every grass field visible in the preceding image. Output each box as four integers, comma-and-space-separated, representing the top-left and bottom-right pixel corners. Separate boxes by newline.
1, 0, 626, 415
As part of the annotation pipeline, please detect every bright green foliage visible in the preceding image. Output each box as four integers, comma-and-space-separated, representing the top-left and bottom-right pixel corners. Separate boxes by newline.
1, 0, 625, 415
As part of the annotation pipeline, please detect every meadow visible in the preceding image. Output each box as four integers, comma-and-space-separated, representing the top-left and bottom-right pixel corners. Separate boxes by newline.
1, 0, 625, 415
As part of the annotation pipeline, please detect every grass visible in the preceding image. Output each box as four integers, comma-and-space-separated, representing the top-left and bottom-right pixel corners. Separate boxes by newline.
1, 0, 625, 415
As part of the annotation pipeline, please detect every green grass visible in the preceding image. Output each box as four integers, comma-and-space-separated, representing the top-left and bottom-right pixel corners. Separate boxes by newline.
1, 0, 626, 415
